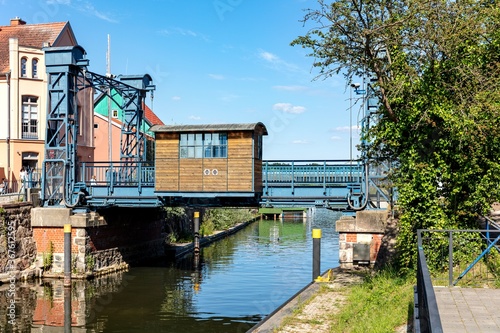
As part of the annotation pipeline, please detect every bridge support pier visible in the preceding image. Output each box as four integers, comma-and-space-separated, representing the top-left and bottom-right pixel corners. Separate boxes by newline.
335, 210, 388, 268
31, 207, 166, 278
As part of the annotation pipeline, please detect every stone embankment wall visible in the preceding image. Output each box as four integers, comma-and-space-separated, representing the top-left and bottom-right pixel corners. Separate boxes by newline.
31, 207, 168, 277
86, 207, 166, 273
0, 203, 176, 280
336, 210, 390, 269
0, 202, 38, 282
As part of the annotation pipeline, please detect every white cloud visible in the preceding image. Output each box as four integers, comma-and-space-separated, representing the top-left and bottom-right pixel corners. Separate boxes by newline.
158, 27, 210, 41
220, 93, 239, 102
46, 0, 71, 4
258, 49, 300, 72
292, 140, 309, 144
330, 136, 342, 141
47, 0, 118, 23
333, 125, 360, 132
273, 85, 307, 92
189, 115, 201, 120
259, 51, 279, 62
171, 96, 181, 101
209, 74, 225, 80
273, 103, 306, 114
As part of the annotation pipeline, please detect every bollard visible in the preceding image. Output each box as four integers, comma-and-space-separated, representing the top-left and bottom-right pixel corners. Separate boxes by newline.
194, 212, 200, 254
312, 229, 321, 281
64, 224, 71, 287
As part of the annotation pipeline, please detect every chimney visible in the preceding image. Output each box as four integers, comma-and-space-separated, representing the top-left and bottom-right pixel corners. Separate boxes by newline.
10, 17, 26, 26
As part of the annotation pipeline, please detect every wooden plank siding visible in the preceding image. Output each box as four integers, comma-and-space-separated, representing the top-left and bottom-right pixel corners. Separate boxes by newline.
179, 159, 203, 191
155, 133, 179, 191
227, 131, 254, 191
152, 123, 267, 194
201, 159, 228, 191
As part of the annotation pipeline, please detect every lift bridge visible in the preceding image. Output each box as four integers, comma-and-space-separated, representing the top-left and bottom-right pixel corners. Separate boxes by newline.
40, 45, 391, 211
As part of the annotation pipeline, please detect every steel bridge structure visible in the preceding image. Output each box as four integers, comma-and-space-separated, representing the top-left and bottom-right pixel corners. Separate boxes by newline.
40, 45, 391, 211
72, 159, 391, 211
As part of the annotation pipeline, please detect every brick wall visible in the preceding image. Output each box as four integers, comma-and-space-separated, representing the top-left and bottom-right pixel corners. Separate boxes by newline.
30, 207, 166, 276
32, 228, 78, 253
338, 232, 384, 269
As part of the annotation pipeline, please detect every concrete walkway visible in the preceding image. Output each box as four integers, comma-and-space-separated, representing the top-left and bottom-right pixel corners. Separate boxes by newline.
435, 287, 500, 332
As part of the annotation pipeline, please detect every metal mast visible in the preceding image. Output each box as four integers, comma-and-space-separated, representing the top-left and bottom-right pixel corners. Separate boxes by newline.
41, 45, 154, 207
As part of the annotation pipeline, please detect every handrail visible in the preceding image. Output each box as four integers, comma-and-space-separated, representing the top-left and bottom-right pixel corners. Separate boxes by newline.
416, 229, 444, 333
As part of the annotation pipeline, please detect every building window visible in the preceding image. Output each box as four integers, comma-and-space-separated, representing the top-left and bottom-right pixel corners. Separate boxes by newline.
180, 133, 227, 158
94, 123, 99, 129
112, 109, 118, 118
21, 58, 27, 77
32, 58, 38, 78
22, 96, 38, 139
257, 135, 263, 159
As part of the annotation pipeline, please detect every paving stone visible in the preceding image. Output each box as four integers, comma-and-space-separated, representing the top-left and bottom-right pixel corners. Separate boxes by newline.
435, 287, 500, 333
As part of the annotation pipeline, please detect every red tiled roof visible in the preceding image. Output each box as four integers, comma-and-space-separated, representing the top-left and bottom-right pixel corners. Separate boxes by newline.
144, 103, 165, 126
0, 20, 75, 73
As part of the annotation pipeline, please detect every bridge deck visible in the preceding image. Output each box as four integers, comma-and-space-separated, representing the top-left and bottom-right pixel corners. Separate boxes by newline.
434, 287, 500, 332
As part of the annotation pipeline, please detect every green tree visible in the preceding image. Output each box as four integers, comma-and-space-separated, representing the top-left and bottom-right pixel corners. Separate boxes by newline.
292, 0, 500, 271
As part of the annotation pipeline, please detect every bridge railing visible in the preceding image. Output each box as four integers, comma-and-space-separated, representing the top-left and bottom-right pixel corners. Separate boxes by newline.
418, 224, 500, 288
263, 160, 363, 185
416, 229, 443, 333
79, 161, 155, 187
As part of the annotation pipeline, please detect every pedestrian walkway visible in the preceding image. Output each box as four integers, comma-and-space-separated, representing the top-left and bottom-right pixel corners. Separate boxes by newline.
435, 287, 500, 332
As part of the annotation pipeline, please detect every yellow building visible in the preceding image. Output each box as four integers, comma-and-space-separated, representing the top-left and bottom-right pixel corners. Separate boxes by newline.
0, 17, 94, 191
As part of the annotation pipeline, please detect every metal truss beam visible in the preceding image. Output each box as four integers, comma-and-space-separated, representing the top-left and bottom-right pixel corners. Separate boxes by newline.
41, 46, 154, 208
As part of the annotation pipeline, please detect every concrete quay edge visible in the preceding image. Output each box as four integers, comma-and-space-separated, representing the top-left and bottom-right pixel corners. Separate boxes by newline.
246, 268, 343, 333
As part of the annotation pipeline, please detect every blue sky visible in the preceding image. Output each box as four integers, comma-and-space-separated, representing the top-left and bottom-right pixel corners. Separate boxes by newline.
1, 0, 363, 160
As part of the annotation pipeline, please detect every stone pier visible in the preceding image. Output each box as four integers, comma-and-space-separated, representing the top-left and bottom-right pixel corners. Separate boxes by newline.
31, 207, 166, 277
335, 210, 389, 268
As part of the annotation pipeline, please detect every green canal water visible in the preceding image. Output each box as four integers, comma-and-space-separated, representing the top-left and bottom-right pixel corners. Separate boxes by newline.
0, 208, 340, 333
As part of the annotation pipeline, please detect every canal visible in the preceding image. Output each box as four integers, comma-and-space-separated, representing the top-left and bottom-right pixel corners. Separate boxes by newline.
0, 208, 341, 333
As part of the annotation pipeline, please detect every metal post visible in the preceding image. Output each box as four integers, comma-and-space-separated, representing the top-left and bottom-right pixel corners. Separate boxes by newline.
194, 212, 200, 254
312, 229, 321, 281
448, 231, 453, 286
64, 224, 72, 287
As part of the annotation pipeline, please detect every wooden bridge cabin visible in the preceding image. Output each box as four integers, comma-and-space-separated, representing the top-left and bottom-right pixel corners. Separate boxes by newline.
150, 122, 268, 206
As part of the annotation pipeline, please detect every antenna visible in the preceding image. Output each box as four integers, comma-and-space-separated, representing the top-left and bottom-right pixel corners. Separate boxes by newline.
107, 34, 112, 161
106, 34, 111, 76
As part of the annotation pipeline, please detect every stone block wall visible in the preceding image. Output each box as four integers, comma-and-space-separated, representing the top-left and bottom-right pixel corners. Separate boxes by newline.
31, 207, 166, 276
338, 232, 383, 268
85, 207, 166, 273
0, 202, 37, 280
1, 204, 168, 279
336, 210, 388, 269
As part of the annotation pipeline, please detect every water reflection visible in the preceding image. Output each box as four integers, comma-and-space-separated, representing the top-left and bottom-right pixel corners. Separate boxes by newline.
0, 208, 340, 333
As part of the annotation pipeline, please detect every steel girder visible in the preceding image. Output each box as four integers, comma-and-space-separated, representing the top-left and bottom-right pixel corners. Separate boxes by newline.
43, 46, 89, 207
41, 46, 154, 207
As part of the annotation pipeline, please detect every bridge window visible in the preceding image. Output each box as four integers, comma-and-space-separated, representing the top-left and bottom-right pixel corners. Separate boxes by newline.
180, 133, 227, 158
21, 96, 38, 139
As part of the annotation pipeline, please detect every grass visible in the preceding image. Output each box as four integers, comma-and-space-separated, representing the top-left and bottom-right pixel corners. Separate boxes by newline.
276, 267, 415, 333
331, 269, 415, 333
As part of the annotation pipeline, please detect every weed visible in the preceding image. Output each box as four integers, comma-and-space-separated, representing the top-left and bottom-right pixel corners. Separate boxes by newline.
42, 241, 54, 271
